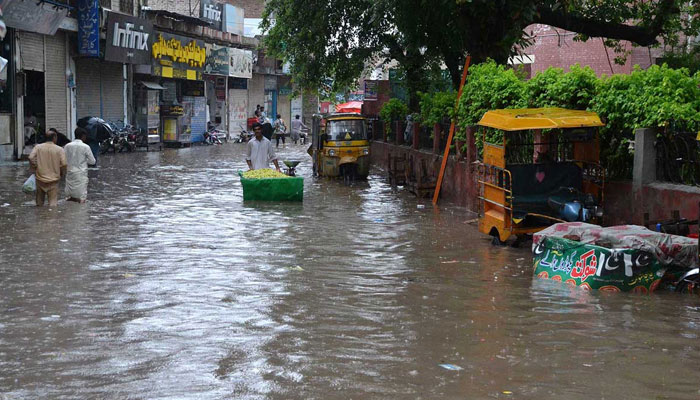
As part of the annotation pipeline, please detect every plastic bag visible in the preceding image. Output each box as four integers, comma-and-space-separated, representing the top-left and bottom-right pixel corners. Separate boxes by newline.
22, 174, 36, 194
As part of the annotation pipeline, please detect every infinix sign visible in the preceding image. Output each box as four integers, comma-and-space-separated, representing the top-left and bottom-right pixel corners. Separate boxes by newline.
200, 0, 223, 29
112, 22, 149, 51
105, 12, 154, 65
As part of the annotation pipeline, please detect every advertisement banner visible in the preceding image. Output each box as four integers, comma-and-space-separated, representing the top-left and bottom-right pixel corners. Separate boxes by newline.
105, 12, 154, 65
77, 0, 100, 57
364, 81, 378, 101
152, 32, 206, 81
200, 0, 223, 30
1, 0, 68, 36
223, 4, 244, 36
204, 43, 229, 76
229, 48, 252, 79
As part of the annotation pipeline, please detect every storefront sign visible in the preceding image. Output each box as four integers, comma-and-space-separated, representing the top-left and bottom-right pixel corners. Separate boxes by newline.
364, 80, 378, 101
105, 12, 154, 65
200, 0, 223, 30
77, 0, 100, 57
223, 4, 244, 36
152, 32, 206, 81
204, 43, 229, 76
229, 48, 252, 79
1, 0, 68, 36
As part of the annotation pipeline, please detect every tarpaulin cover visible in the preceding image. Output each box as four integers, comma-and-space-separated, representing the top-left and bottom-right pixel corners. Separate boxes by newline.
239, 172, 303, 202
534, 222, 698, 269
335, 101, 363, 114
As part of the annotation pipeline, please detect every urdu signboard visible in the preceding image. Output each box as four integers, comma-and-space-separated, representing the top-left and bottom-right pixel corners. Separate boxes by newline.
105, 12, 154, 65
151, 32, 206, 81
229, 48, 253, 79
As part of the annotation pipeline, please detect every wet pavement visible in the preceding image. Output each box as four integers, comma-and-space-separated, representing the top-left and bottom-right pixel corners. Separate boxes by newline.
1, 143, 700, 399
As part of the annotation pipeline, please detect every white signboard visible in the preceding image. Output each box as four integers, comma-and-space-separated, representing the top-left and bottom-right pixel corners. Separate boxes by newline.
229, 48, 253, 79
223, 4, 244, 36
291, 95, 303, 119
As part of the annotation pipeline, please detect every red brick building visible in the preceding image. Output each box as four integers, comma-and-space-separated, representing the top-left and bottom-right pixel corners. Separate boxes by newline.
518, 24, 664, 77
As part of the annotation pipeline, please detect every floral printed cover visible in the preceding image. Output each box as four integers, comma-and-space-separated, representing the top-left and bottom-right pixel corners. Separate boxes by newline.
533, 222, 698, 269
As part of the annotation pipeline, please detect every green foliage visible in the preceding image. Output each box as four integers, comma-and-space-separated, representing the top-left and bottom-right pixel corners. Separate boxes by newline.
455, 61, 526, 146
418, 91, 457, 126
527, 64, 598, 109
413, 61, 700, 179
379, 99, 409, 135
591, 64, 700, 178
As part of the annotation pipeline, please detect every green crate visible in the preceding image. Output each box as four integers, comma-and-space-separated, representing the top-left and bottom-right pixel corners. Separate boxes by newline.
239, 172, 304, 202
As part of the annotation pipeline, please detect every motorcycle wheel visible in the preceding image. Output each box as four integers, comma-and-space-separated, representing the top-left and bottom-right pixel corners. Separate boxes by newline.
676, 275, 700, 294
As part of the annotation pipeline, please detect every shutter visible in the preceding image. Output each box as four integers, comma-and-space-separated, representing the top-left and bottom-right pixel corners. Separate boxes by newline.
44, 32, 68, 134
19, 32, 44, 72
228, 89, 248, 132
99, 62, 124, 122
76, 59, 125, 122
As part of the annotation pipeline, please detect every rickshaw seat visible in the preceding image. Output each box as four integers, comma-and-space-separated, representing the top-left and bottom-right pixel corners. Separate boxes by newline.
507, 162, 583, 210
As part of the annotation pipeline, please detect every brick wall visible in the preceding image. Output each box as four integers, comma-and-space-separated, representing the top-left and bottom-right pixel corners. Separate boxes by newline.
226, 0, 264, 18
521, 24, 664, 77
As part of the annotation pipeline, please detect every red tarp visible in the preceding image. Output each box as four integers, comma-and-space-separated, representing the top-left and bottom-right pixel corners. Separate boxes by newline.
335, 101, 363, 114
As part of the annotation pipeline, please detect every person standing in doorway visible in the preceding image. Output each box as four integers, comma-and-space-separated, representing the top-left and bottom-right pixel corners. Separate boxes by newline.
64, 127, 96, 203
246, 123, 281, 171
28, 130, 66, 207
291, 115, 308, 145
273, 114, 287, 148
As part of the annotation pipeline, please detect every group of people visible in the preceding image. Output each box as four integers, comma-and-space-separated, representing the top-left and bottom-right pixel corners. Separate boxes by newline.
28, 128, 96, 207
253, 105, 309, 148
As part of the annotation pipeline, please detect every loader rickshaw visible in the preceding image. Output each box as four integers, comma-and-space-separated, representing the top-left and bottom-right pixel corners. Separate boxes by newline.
310, 113, 371, 180
476, 108, 606, 244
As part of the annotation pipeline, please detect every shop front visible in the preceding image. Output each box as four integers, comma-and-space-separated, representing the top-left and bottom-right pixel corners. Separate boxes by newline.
0, 0, 71, 160
151, 31, 207, 146
228, 48, 252, 132
102, 11, 157, 145
204, 43, 229, 134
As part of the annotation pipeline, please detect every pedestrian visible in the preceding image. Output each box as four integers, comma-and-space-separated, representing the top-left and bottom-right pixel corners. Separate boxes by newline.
28, 129, 66, 207
64, 127, 96, 203
273, 114, 287, 148
260, 114, 274, 141
246, 122, 281, 171
291, 115, 308, 145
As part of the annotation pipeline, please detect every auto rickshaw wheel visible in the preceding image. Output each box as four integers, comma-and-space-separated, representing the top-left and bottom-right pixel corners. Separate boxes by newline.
489, 228, 506, 246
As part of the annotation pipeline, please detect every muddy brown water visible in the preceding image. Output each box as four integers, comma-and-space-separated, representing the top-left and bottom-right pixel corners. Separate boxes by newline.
1, 144, 700, 399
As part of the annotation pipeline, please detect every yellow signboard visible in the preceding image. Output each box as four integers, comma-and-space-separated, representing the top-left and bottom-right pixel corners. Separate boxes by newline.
152, 33, 206, 68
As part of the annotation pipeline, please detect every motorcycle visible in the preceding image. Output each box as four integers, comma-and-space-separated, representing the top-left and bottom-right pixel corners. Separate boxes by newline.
236, 124, 253, 143
546, 186, 603, 223
203, 130, 223, 145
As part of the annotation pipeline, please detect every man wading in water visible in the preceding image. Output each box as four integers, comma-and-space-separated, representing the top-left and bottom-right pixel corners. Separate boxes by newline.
246, 123, 282, 171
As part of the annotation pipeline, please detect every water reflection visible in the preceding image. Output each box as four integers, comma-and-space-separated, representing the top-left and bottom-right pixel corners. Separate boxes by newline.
0, 144, 699, 399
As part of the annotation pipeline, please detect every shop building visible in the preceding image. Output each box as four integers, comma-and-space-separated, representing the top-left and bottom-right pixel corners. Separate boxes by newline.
0, 0, 75, 162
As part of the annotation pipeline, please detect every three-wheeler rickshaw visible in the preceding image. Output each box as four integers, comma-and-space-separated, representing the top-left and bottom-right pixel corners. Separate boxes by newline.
310, 113, 371, 180
476, 108, 606, 244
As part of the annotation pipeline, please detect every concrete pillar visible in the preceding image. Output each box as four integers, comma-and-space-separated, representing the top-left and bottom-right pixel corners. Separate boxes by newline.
633, 128, 656, 189
433, 124, 441, 154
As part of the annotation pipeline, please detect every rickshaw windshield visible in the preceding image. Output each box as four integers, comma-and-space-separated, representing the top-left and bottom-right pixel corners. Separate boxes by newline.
326, 119, 367, 141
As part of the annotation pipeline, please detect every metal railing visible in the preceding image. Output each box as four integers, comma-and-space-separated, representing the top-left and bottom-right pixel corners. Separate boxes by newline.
656, 131, 700, 186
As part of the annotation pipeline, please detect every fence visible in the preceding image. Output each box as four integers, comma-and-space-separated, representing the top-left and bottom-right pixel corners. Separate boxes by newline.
371, 120, 455, 156
655, 131, 700, 186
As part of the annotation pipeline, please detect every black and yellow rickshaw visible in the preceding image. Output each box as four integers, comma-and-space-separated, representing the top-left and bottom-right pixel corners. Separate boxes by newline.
476, 108, 606, 244
310, 113, 371, 179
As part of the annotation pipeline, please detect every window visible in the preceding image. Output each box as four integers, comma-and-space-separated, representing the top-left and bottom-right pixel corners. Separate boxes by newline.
99, 0, 111, 8
327, 120, 367, 141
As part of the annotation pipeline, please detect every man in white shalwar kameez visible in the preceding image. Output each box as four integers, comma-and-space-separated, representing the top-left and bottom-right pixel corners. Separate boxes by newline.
246, 123, 282, 171
64, 128, 96, 203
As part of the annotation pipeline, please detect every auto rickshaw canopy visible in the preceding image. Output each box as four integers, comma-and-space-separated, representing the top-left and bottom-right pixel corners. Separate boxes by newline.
477, 108, 604, 131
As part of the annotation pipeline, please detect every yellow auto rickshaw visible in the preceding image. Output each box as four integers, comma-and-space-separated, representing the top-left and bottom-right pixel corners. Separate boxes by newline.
477, 108, 606, 244
310, 113, 371, 179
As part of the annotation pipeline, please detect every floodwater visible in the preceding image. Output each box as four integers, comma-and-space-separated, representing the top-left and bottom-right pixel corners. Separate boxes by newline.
1, 143, 700, 399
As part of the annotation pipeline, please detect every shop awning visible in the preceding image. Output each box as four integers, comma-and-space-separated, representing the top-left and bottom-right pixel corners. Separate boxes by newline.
335, 101, 363, 114
140, 81, 166, 90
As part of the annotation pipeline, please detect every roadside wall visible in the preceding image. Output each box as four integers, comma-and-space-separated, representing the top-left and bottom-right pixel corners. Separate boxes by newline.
605, 181, 700, 229
370, 141, 479, 210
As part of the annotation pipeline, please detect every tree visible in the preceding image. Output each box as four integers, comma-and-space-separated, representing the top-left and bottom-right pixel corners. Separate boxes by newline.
262, 0, 699, 105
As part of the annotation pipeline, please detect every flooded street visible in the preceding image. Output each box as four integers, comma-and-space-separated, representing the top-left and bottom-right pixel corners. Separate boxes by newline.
2, 143, 700, 399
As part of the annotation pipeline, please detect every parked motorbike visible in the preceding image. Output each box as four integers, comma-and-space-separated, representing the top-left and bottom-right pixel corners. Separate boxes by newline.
203, 130, 223, 145
546, 186, 603, 222
236, 124, 253, 143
